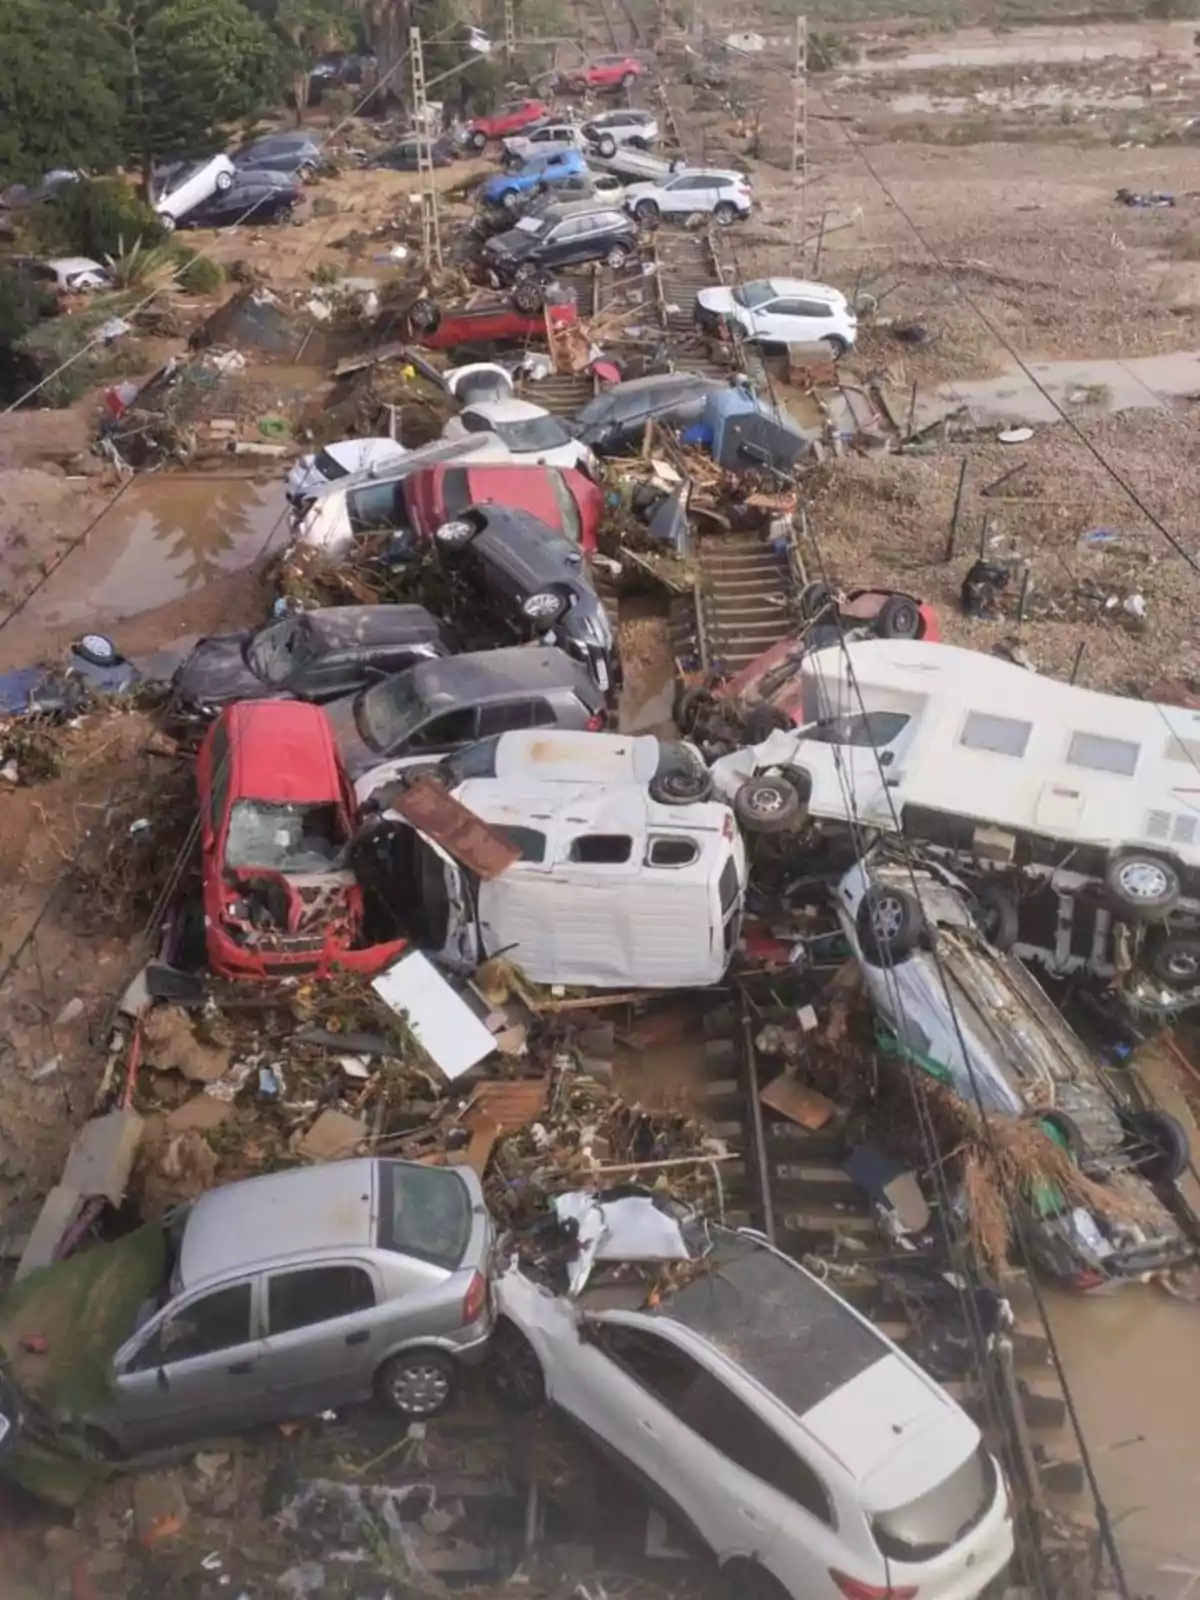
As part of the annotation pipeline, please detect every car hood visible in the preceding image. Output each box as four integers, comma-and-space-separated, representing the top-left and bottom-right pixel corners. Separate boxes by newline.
696, 286, 737, 315
484, 228, 540, 259
172, 632, 262, 707
322, 693, 379, 780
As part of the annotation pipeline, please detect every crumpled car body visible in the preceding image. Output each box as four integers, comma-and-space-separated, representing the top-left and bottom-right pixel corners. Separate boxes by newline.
198, 700, 406, 980
0, 635, 140, 720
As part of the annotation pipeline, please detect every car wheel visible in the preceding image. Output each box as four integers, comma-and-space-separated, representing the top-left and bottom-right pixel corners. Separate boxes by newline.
598, 134, 617, 157
1037, 1109, 1088, 1163
605, 244, 630, 270
435, 518, 478, 550
649, 764, 713, 805
1123, 1108, 1190, 1184
733, 776, 803, 835
489, 1321, 546, 1409
674, 684, 716, 733
73, 633, 120, 667
1105, 851, 1181, 920
797, 580, 835, 624
511, 278, 545, 314
876, 593, 921, 639
375, 1349, 458, 1419
408, 297, 441, 333
522, 589, 568, 627
724, 1559, 793, 1600
1151, 933, 1200, 988
822, 335, 848, 359
621, 71, 636, 89
215, 169, 234, 193
513, 261, 538, 282
298, 160, 317, 180
634, 199, 659, 224
502, 187, 522, 211
713, 200, 738, 226
973, 882, 1018, 951
469, 129, 487, 150
856, 884, 924, 967
158, 213, 177, 233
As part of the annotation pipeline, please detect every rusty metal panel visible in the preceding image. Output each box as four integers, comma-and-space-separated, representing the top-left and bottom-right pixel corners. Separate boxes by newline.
392, 778, 520, 880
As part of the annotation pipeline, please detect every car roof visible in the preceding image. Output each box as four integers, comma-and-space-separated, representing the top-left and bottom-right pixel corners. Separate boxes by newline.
538, 198, 624, 223
303, 603, 447, 650
179, 1160, 378, 1287
490, 728, 662, 782
407, 645, 595, 704
574, 370, 726, 421
217, 700, 343, 801
675, 167, 743, 181
763, 278, 847, 302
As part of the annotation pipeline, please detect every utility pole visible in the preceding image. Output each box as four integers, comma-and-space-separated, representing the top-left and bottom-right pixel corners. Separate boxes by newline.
791, 15, 808, 269
503, 0, 516, 60
410, 26, 442, 270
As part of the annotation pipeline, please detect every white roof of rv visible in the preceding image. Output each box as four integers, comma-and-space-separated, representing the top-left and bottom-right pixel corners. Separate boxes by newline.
490, 729, 664, 784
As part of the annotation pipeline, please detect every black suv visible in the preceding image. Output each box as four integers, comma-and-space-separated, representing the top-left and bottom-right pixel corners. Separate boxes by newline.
434, 505, 618, 694
482, 201, 638, 283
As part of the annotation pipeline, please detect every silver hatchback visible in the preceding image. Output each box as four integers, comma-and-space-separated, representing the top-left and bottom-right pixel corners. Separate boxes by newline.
93, 1159, 494, 1453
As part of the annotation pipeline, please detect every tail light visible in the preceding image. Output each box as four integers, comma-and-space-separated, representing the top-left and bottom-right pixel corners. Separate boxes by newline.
830, 1575, 918, 1600
586, 711, 607, 730
461, 1271, 488, 1325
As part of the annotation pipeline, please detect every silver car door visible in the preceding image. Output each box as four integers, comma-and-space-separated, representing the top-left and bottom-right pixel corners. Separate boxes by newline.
259, 1261, 383, 1416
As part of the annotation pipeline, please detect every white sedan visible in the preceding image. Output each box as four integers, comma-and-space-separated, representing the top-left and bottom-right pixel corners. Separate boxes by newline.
285, 437, 408, 508
152, 154, 237, 229
441, 398, 592, 472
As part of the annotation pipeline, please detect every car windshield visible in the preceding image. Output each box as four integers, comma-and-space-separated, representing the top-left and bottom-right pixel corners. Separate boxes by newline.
312, 447, 351, 482
225, 800, 349, 873
377, 1162, 472, 1268
356, 672, 431, 752
733, 281, 776, 310
514, 215, 545, 234
245, 617, 314, 686
495, 415, 572, 452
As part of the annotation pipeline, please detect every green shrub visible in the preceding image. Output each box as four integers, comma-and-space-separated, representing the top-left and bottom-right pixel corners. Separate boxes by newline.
30, 177, 167, 261
172, 248, 225, 294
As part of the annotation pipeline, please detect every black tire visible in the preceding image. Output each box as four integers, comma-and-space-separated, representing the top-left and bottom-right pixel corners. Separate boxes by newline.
408, 297, 441, 333
634, 199, 659, 223
649, 764, 713, 805
797, 580, 835, 624
375, 1348, 458, 1419
598, 134, 617, 157
724, 1559, 793, 1600
158, 213, 177, 233
713, 200, 738, 226
521, 589, 568, 627
733, 776, 802, 834
974, 882, 1018, 952
876, 593, 921, 640
501, 187, 522, 211
435, 518, 477, 550
511, 278, 545, 314
469, 129, 487, 150
215, 169, 234, 193
1105, 851, 1181, 920
605, 244, 629, 269
856, 884, 923, 966
674, 685, 716, 733
822, 335, 848, 359
1037, 1109, 1087, 1163
489, 1321, 546, 1409
743, 703, 790, 741
1124, 1109, 1190, 1185
1152, 933, 1200, 988
73, 632, 119, 667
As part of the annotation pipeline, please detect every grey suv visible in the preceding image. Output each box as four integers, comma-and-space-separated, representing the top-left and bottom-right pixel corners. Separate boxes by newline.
482, 200, 638, 283
83, 1159, 494, 1452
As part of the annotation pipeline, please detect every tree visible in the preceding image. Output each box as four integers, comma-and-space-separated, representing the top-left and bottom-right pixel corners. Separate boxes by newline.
0, 0, 126, 186
250, 0, 353, 124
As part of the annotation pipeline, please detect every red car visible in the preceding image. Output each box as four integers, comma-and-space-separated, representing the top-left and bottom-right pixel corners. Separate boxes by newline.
562, 55, 642, 91
407, 290, 579, 351
402, 462, 603, 553
197, 701, 406, 980
466, 99, 549, 150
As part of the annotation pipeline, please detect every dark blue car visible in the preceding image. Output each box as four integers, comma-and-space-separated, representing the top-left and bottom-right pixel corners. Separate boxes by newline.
480, 148, 587, 211
0, 635, 140, 720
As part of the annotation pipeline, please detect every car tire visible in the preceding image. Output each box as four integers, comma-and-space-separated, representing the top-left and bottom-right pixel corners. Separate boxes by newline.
511, 278, 545, 314
621, 71, 636, 89
733, 776, 803, 834
724, 1560, 793, 1600
298, 160, 317, 180
408, 297, 441, 333
598, 134, 617, 157
469, 130, 487, 150
489, 1320, 546, 1409
1037, 1108, 1088, 1163
822, 335, 848, 359
1151, 933, 1200, 988
158, 213, 176, 233
634, 199, 659, 224
649, 765, 713, 805
605, 244, 630, 269
1123, 1108, 1190, 1185
1105, 851, 1181, 920
713, 200, 738, 226
743, 703, 790, 741
513, 261, 538, 282
502, 187, 522, 211
522, 589, 568, 627
375, 1348, 458, 1419
974, 882, 1018, 951
876, 593, 921, 639
797, 580, 835, 624
215, 169, 234, 193
435, 518, 478, 550
674, 684, 716, 733
856, 884, 924, 967
73, 633, 120, 667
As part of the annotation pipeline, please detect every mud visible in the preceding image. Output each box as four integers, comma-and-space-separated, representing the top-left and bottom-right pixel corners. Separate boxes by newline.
915, 348, 1200, 428
855, 21, 1199, 71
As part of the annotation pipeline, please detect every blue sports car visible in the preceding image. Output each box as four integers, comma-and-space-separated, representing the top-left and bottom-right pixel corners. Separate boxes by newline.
480, 148, 588, 211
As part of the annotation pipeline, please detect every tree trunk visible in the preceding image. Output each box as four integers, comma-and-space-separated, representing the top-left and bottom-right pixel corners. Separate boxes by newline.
292, 67, 310, 123
363, 0, 410, 112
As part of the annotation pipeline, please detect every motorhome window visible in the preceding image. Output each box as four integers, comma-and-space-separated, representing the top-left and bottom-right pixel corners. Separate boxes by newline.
569, 834, 632, 863
647, 837, 699, 867
1164, 735, 1200, 767
1067, 732, 1139, 777
494, 825, 546, 862
960, 712, 1032, 758
809, 711, 909, 747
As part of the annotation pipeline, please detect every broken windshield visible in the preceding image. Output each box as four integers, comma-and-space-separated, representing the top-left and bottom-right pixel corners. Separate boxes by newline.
225, 801, 348, 873
494, 415, 572, 452
733, 281, 775, 310
357, 673, 431, 752
246, 617, 314, 686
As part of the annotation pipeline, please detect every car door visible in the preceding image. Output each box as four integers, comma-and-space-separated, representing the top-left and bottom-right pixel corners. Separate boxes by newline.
395, 705, 480, 756
288, 646, 374, 703
547, 217, 586, 266
789, 297, 835, 344
110, 1279, 264, 1450
553, 1318, 671, 1492
258, 1261, 383, 1417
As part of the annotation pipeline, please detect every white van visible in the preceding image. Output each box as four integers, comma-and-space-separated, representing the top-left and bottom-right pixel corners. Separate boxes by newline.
710, 639, 1200, 923
395, 736, 746, 989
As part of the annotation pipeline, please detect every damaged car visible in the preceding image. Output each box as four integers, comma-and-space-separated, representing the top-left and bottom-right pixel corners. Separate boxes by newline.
492, 1192, 1014, 1600
571, 371, 730, 456
197, 700, 407, 979
285, 437, 408, 509
171, 605, 456, 717
836, 848, 1194, 1289
0, 633, 141, 720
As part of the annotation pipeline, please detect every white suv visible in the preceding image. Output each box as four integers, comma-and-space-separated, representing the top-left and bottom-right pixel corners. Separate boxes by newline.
696, 277, 858, 357
582, 107, 660, 154
495, 1216, 1015, 1600
625, 167, 752, 226
501, 121, 586, 164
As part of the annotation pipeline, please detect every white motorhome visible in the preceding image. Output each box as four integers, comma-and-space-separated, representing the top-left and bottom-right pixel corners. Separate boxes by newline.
709, 639, 1200, 922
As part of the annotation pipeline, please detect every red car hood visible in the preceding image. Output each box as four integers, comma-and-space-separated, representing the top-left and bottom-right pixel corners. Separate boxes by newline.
404, 463, 602, 552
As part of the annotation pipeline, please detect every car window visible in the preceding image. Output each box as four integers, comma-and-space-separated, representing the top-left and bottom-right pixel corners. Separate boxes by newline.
548, 472, 582, 543
647, 837, 699, 867
494, 825, 546, 861
406, 707, 477, 750
268, 1266, 375, 1334
246, 616, 316, 685
377, 1161, 472, 1268
693, 1379, 836, 1525
207, 722, 232, 835
493, 415, 573, 452
1066, 731, 1139, 776
137, 1283, 253, 1369
312, 447, 352, 482
873, 1443, 995, 1561
226, 800, 348, 873
348, 481, 403, 532
461, 411, 495, 435
569, 834, 632, 863
443, 734, 501, 781
792, 300, 833, 319
807, 710, 909, 747
551, 219, 582, 241
479, 700, 536, 736
960, 711, 1031, 758
589, 1323, 702, 1409
734, 281, 775, 310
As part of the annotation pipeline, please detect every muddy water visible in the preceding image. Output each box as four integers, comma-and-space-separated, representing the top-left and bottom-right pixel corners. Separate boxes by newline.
888, 86, 1149, 113
857, 21, 1197, 71
32, 475, 289, 631
912, 350, 1200, 431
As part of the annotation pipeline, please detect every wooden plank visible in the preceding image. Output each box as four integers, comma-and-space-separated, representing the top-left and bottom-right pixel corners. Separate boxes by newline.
760, 1074, 837, 1131
450, 1117, 501, 1177
391, 778, 520, 880
465, 1077, 549, 1134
